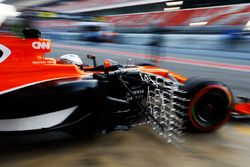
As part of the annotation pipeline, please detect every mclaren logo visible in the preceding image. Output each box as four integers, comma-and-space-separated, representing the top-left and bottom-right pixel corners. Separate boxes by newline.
0, 44, 11, 63
32, 41, 50, 50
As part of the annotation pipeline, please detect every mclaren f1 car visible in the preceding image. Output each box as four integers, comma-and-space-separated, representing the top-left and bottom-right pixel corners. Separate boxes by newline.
0, 29, 249, 142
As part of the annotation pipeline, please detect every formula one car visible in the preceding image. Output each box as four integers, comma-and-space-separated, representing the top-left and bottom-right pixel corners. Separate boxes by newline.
0, 29, 249, 142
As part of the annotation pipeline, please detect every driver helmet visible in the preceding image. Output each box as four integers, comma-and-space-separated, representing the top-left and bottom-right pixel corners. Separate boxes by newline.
59, 54, 83, 66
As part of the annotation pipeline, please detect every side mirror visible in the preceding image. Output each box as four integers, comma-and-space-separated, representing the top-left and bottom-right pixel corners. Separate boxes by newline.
86, 54, 97, 67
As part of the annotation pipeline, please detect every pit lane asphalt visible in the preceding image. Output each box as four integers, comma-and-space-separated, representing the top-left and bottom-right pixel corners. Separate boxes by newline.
0, 41, 250, 167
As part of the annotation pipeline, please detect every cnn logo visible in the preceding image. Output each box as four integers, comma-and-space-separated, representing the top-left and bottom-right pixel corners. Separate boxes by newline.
32, 42, 50, 50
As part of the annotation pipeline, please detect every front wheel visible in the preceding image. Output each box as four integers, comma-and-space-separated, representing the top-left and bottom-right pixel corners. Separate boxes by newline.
181, 78, 233, 132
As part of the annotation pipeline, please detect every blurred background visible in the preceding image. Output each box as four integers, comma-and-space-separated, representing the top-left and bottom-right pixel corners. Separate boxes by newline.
1, 1, 250, 167
2, 0, 250, 47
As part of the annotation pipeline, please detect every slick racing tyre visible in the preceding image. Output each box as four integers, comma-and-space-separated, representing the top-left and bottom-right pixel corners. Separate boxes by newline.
181, 77, 233, 132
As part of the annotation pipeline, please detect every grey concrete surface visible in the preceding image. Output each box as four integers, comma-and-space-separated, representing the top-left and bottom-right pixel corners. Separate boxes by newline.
0, 124, 250, 167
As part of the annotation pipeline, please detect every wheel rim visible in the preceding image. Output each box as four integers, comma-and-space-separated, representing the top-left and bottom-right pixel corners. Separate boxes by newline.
193, 92, 227, 127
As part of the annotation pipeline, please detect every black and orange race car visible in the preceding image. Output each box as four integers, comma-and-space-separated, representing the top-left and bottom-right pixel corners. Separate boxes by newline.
0, 29, 249, 142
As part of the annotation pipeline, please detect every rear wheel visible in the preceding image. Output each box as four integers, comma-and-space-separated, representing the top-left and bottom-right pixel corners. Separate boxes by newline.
181, 78, 233, 132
